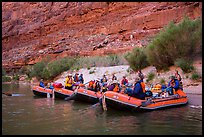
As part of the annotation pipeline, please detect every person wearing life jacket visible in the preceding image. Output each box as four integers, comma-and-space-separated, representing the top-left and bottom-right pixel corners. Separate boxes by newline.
112, 73, 117, 81
101, 74, 108, 87
93, 78, 102, 92
65, 74, 75, 90
175, 70, 183, 90
102, 82, 108, 92
74, 73, 80, 83
87, 80, 95, 91
167, 76, 180, 95
121, 76, 128, 86
78, 74, 84, 84
47, 82, 54, 89
107, 81, 115, 91
39, 79, 45, 88
111, 80, 120, 93
126, 76, 145, 100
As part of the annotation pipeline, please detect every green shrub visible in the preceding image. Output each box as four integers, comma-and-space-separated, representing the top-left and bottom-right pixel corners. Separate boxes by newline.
160, 78, 166, 85
147, 72, 155, 82
191, 72, 201, 80
41, 68, 51, 80
30, 61, 47, 80
145, 16, 202, 70
107, 54, 120, 66
124, 47, 149, 71
89, 70, 95, 74
2, 76, 12, 82
174, 58, 194, 73
13, 74, 19, 81
2, 68, 6, 76
126, 67, 134, 74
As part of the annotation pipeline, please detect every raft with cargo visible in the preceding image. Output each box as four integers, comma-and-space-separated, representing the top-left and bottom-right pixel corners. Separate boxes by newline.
100, 89, 188, 111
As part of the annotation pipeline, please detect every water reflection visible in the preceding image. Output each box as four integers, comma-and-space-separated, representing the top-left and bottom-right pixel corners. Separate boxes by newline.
2, 83, 202, 135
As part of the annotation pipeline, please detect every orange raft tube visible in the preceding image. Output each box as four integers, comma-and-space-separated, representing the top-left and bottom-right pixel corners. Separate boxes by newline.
32, 86, 53, 98
102, 89, 188, 111
72, 87, 103, 104
54, 87, 74, 99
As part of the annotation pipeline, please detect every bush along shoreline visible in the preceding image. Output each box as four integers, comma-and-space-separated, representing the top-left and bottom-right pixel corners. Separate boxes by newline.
125, 16, 201, 72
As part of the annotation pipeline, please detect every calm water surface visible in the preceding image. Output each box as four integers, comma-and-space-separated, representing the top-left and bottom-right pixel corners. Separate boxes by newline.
2, 83, 202, 135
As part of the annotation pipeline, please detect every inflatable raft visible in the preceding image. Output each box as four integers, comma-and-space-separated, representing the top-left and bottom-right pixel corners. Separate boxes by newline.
32, 86, 53, 98
71, 88, 103, 104
54, 88, 74, 99
101, 89, 188, 111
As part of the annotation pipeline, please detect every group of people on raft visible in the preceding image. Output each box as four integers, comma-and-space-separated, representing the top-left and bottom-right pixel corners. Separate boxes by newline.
40, 69, 183, 100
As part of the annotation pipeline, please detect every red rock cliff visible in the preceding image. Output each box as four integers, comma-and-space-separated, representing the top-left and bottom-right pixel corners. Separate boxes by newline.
2, 2, 202, 71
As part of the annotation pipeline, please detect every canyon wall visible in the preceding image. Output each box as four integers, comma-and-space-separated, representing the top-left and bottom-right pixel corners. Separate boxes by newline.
2, 2, 202, 71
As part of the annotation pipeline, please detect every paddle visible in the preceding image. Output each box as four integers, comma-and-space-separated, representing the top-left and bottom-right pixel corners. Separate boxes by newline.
101, 92, 107, 111
2, 92, 25, 96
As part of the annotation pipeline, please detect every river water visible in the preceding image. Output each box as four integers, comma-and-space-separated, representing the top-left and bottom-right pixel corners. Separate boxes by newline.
2, 83, 202, 135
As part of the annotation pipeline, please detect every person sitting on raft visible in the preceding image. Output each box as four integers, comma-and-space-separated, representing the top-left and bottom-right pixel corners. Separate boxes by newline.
111, 73, 117, 81
126, 76, 146, 100
65, 74, 75, 90
101, 74, 108, 87
87, 80, 95, 91
102, 82, 108, 92
73, 73, 80, 83
108, 80, 120, 93
93, 78, 102, 92
39, 79, 45, 88
79, 74, 84, 84
47, 83, 54, 89
175, 70, 183, 90
121, 75, 128, 87
166, 76, 180, 95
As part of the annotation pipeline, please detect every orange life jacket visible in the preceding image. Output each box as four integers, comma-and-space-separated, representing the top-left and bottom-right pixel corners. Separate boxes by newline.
140, 81, 145, 93
88, 81, 94, 88
113, 84, 120, 92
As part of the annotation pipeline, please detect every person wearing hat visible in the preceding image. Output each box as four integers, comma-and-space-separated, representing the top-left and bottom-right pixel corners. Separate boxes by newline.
126, 76, 145, 100
39, 78, 45, 88
65, 74, 75, 90
166, 75, 180, 95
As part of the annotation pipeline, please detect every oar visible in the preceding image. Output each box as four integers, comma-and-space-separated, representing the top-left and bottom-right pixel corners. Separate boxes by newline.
84, 81, 91, 85
2, 92, 25, 96
89, 90, 103, 108
2, 92, 12, 96
101, 92, 107, 111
